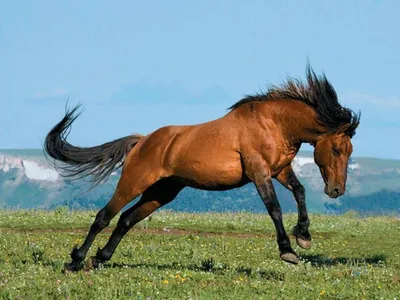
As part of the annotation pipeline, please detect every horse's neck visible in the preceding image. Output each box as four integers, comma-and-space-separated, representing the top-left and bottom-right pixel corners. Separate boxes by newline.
264, 101, 326, 146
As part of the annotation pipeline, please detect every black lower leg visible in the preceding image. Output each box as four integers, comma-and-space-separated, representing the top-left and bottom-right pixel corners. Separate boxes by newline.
268, 204, 295, 255
254, 177, 296, 261
91, 206, 137, 267
92, 181, 182, 267
66, 207, 113, 270
292, 184, 311, 242
276, 167, 311, 243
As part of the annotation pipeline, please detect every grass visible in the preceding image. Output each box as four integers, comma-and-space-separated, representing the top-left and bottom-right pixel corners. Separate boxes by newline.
0, 210, 399, 299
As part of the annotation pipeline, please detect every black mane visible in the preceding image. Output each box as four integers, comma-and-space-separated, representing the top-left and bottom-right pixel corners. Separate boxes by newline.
229, 64, 360, 137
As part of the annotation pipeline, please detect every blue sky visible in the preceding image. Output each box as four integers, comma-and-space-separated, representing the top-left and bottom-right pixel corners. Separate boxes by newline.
1, 1, 399, 159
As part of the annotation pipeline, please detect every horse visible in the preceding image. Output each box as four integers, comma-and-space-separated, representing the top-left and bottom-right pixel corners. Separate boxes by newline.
44, 64, 360, 271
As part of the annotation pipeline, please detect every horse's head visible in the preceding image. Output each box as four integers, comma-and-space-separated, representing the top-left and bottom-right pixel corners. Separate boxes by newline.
313, 124, 356, 198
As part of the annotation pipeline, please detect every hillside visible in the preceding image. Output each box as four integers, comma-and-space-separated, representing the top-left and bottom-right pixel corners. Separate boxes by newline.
1, 149, 400, 215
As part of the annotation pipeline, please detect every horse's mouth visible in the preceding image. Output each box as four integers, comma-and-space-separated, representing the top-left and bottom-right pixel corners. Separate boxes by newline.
320, 168, 340, 198
326, 188, 341, 199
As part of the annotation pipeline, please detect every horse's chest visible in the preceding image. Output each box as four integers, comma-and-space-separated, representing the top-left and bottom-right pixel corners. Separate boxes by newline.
271, 153, 296, 175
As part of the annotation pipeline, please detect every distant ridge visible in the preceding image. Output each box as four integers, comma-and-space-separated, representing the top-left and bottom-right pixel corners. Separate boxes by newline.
0, 149, 399, 215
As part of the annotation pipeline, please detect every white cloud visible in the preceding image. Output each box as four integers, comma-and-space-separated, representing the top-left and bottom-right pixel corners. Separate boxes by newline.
341, 92, 400, 109
33, 88, 69, 99
110, 81, 232, 105
25, 88, 69, 105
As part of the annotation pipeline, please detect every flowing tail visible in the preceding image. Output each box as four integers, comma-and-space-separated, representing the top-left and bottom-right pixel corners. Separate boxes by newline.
44, 105, 142, 187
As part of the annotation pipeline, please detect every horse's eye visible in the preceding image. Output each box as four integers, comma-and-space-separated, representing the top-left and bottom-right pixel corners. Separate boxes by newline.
332, 147, 340, 156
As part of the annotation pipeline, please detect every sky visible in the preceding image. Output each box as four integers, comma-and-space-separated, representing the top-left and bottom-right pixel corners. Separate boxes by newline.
1, 1, 399, 159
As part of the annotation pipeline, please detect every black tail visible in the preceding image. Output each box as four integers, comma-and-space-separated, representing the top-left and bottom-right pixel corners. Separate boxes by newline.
44, 105, 142, 187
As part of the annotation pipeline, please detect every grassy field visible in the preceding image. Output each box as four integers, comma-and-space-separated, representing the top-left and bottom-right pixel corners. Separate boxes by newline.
0, 209, 399, 299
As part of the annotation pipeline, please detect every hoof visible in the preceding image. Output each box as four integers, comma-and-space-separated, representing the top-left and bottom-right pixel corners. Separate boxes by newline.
280, 252, 299, 265
296, 237, 311, 250
63, 261, 83, 273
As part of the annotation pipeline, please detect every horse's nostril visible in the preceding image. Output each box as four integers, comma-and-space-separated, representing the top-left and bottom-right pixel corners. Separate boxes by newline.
332, 187, 340, 196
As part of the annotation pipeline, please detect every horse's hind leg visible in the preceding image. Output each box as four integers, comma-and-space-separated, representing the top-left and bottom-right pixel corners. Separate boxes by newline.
66, 204, 118, 271
65, 167, 163, 272
89, 178, 183, 268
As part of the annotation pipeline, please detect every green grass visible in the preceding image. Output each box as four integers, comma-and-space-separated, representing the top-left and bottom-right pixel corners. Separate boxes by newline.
0, 210, 399, 299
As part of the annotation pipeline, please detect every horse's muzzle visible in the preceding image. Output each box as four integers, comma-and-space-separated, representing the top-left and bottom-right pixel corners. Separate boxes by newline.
325, 184, 344, 198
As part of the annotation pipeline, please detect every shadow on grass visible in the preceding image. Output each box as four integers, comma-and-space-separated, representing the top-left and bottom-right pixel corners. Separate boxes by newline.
101, 260, 285, 281
299, 254, 386, 267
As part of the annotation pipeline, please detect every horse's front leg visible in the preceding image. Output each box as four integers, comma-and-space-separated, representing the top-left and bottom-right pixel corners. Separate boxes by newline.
276, 165, 311, 249
248, 165, 298, 264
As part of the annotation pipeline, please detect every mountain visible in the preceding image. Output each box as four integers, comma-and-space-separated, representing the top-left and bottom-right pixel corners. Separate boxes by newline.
0, 149, 400, 215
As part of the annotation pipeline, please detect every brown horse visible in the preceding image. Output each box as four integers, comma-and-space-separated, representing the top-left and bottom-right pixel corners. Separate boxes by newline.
44, 64, 360, 271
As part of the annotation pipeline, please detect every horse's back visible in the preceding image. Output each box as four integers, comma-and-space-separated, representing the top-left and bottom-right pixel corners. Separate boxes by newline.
127, 117, 247, 190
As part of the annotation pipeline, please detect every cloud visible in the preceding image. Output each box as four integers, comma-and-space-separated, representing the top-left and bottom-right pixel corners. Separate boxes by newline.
341, 92, 400, 109
33, 88, 69, 99
338, 92, 400, 158
340, 92, 400, 126
25, 88, 69, 105
110, 81, 232, 106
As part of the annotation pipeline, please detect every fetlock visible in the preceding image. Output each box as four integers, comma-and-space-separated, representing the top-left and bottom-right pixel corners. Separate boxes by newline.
70, 246, 85, 262
278, 240, 295, 255
96, 247, 113, 263
293, 224, 311, 241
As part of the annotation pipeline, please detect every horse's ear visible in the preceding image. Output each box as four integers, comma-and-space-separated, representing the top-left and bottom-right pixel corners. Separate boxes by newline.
337, 123, 352, 134
337, 122, 359, 137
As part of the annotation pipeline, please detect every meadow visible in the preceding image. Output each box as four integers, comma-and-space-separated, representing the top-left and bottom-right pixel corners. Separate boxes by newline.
0, 209, 399, 299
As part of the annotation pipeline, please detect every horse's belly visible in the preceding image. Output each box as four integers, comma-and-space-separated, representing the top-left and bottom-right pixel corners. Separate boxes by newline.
173, 156, 246, 190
